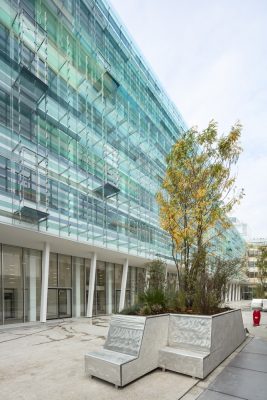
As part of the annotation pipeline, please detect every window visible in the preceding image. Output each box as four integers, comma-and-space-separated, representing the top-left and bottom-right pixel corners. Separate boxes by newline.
0, 89, 10, 127
0, 22, 9, 55
0, 156, 10, 192
15, 166, 36, 202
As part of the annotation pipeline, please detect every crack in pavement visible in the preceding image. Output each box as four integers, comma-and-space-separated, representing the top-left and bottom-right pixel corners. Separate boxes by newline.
34, 334, 75, 345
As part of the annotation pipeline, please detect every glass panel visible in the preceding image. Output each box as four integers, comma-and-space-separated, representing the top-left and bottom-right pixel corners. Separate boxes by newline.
167, 272, 177, 292
136, 267, 145, 294
2, 245, 23, 324
24, 249, 42, 322
105, 263, 114, 314
114, 264, 122, 312
73, 257, 85, 317
48, 253, 58, 287
58, 254, 71, 287
59, 289, 71, 318
126, 267, 131, 290
0, 244, 2, 324
85, 258, 90, 313
114, 264, 122, 289
130, 267, 137, 306
115, 290, 120, 313
47, 288, 58, 319
125, 290, 131, 309
95, 261, 106, 315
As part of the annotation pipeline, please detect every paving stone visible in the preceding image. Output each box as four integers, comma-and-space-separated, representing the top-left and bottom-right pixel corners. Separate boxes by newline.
229, 351, 267, 373
196, 389, 244, 399
208, 366, 267, 400
242, 337, 267, 355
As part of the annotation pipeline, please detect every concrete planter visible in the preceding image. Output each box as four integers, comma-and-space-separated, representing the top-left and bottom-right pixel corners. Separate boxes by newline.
159, 309, 246, 378
85, 309, 246, 386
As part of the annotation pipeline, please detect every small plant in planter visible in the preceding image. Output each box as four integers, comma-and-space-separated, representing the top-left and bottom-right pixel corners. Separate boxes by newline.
120, 255, 244, 316
120, 259, 169, 316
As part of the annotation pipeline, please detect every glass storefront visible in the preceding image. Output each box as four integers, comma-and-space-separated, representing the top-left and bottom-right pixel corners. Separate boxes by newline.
115, 264, 123, 313
47, 253, 73, 319
0, 244, 41, 324
94, 261, 106, 315
24, 249, 42, 322
73, 257, 86, 317
241, 285, 253, 300
0, 243, 145, 324
2, 245, 23, 324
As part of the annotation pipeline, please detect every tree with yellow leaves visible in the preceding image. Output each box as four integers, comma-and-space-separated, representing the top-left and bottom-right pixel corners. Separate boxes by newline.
156, 120, 244, 310
255, 246, 267, 298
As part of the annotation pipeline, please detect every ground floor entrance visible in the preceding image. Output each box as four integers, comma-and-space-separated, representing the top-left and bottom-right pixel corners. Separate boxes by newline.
47, 289, 72, 319
0, 243, 145, 325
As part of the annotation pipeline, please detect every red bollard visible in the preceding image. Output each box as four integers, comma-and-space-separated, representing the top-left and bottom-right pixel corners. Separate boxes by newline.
253, 309, 261, 326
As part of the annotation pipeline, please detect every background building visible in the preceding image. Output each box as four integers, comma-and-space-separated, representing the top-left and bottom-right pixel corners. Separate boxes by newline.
0, 0, 245, 324
230, 217, 250, 241
242, 238, 267, 299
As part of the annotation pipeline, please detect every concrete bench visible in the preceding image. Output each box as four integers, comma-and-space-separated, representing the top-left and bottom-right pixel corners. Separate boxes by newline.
85, 314, 169, 387
159, 310, 246, 379
159, 314, 212, 378
85, 310, 245, 384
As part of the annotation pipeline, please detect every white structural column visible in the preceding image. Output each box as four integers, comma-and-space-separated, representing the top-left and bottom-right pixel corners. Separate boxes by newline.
119, 258, 129, 312
239, 285, 241, 300
87, 252, 97, 318
75, 262, 81, 317
29, 255, 37, 322
227, 285, 230, 302
106, 263, 114, 315
40, 242, 50, 323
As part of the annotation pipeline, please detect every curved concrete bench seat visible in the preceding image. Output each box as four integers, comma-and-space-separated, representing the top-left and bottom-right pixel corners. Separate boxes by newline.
86, 348, 137, 365
159, 345, 210, 378
85, 310, 245, 386
85, 348, 137, 387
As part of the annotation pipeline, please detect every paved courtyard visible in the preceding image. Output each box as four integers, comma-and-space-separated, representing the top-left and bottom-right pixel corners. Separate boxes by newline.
0, 317, 196, 400
0, 302, 267, 400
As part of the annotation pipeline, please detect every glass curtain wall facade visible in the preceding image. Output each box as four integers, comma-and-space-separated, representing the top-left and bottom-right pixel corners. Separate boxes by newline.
0, 0, 246, 323
0, 0, 186, 261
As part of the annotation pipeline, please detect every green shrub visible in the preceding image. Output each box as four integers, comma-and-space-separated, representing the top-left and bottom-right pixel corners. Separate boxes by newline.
139, 304, 152, 315
119, 304, 141, 315
138, 288, 167, 308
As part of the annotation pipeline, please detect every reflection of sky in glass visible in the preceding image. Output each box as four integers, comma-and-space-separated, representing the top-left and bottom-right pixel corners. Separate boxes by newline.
110, 0, 267, 237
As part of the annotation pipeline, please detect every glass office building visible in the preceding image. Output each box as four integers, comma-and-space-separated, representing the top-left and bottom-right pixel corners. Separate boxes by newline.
0, 0, 245, 324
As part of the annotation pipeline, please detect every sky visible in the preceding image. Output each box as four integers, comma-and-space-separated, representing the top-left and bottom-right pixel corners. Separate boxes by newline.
109, 0, 267, 239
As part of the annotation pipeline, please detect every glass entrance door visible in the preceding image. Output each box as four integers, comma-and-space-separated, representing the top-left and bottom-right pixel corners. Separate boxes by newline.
47, 289, 72, 319
47, 253, 72, 319
58, 289, 71, 318
2, 245, 23, 324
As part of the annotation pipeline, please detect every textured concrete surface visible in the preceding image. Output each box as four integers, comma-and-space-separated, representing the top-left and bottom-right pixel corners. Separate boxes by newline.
192, 301, 267, 400
85, 314, 170, 387
0, 317, 195, 400
180, 301, 267, 400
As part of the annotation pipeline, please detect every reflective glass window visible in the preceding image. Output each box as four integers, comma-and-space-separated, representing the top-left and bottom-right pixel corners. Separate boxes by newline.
2, 245, 23, 323
58, 254, 71, 287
